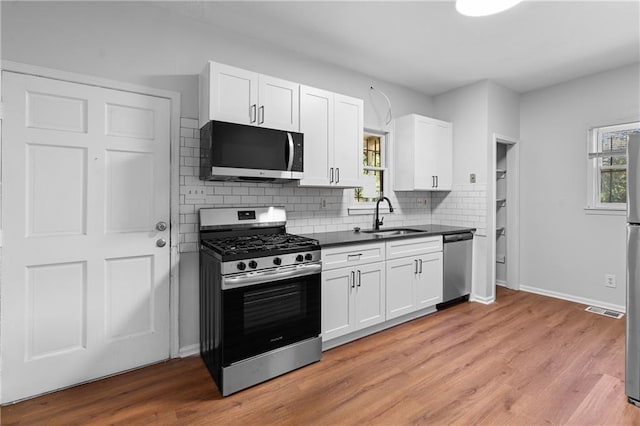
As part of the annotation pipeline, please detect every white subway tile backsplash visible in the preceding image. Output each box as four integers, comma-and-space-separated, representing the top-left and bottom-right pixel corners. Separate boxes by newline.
177, 120, 488, 252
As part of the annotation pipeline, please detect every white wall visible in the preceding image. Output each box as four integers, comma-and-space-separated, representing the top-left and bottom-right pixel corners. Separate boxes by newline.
433, 81, 490, 300
519, 63, 640, 310
432, 80, 520, 301
1, 1, 434, 127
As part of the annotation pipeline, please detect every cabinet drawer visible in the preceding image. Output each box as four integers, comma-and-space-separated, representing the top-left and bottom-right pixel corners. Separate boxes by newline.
322, 243, 385, 271
386, 236, 442, 260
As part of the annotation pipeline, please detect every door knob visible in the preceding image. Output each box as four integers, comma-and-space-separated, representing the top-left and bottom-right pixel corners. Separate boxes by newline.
156, 238, 167, 247
156, 221, 168, 231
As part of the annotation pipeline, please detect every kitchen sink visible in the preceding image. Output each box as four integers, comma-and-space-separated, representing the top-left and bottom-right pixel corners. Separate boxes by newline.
362, 228, 425, 237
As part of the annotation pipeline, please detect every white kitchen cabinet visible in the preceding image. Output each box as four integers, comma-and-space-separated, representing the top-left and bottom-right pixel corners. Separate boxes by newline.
199, 61, 299, 132
415, 251, 444, 309
394, 114, 452, 191
322, 268, 355, 340
298, 85, 363, 188
322, 243, 386, 341
385, 237, 443, 320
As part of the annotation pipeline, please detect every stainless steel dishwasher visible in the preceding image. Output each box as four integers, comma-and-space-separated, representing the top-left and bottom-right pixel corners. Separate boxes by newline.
437, 231, 474, 310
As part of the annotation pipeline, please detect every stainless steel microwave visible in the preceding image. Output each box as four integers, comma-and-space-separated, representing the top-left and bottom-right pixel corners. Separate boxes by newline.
199, 121, 304, 182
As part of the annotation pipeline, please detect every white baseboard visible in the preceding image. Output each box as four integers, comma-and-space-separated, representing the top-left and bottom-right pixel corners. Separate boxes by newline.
470, 294, 495, 305
519, 285, 626, 314
178, 343, 200, 358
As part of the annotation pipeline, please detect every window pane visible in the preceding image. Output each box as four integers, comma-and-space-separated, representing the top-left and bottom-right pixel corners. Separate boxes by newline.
600, 170, 627, 204
354, 170, 383, 203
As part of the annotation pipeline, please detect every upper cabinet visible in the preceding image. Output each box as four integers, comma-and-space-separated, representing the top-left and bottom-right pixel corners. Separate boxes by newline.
199, 61, 299, 132
394, 114, 452, 191
298, 85, 363, 187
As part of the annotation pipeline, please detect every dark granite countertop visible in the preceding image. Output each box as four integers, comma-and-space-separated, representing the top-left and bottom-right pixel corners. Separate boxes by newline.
302, 225, 475, 248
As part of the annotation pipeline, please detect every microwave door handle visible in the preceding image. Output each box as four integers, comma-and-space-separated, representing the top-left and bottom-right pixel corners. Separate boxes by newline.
286, 133, 294, 172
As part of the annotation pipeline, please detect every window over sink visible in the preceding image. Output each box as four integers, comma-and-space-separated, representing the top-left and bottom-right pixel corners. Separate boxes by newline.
587, 121, 639, 212
352, 130, 386, 206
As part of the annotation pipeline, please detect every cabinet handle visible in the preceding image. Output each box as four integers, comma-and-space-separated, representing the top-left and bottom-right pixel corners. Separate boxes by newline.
259, 106, 264, 124
336, 168, 340, 184
419, 259, 423, 274
347, 253, 362, 260
351, 271, 355, 289
250, 104, 257, 123
330, 168, 334, 183
415, 259, 419, 274
435, 176, 439, 188
357, 270, 361, 287
431, 176, 435, 188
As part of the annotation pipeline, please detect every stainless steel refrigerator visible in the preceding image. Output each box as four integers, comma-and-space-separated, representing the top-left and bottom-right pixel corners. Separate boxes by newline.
626, 133, 640, 406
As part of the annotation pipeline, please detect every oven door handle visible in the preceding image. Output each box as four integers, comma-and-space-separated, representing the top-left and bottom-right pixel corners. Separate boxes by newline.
222, 262, 322, 289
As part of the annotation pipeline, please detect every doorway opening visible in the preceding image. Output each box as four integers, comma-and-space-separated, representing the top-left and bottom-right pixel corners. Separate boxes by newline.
490, 135, 520, 300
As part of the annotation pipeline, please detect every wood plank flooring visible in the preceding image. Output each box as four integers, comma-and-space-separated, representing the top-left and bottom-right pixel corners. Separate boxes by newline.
4, 287, 640, 425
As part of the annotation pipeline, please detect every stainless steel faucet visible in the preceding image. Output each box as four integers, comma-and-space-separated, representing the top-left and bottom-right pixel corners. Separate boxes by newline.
374, 196, 394, 230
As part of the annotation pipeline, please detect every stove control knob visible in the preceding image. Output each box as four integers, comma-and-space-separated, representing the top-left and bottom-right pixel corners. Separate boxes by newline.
248, 260, 258, 269
237, 262, 247, 271
305, 253, 313, 261
273, 257, 282, 265
295, 254, 304, 262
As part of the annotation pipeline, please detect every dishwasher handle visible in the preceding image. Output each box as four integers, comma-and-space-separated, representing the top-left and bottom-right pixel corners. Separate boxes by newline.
443, 232, 474, 243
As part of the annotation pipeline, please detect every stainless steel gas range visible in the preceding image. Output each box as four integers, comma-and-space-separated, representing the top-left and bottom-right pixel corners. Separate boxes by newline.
199, 207, 322, 396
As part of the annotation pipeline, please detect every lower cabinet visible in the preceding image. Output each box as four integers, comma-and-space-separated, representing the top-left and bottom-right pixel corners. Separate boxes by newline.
322, 262, 385, 341
386, 251, 443, 320
322, 236, 444, 345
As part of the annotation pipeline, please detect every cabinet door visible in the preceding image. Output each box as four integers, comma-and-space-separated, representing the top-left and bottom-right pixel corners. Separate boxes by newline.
413, 116, 439, 190
333, 94, 363, 188
209, 62, 258, 126
299, 86, 332, 186
354, 263, 385, 330
322, 268, 355, 341
432, 122, 452, 191
385, 257, 417, 320
415, 252, 443, 309
258, 75, 299, 132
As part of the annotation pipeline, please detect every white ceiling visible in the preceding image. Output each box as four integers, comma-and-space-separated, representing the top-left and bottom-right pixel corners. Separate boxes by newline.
158, 0, 640, 95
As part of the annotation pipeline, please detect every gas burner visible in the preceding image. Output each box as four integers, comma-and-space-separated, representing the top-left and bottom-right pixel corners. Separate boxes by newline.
203, 232, 319, 257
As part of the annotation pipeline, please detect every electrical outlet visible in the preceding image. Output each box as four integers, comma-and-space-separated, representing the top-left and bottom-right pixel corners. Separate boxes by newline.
470, 173, 476, 183
185, 186, 206, 201
605, 274, 617, 288
320, 198, 327, 209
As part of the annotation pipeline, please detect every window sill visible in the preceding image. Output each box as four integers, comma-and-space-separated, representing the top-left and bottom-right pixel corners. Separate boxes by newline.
584, 206, 626, 216
348, 205, 392, 216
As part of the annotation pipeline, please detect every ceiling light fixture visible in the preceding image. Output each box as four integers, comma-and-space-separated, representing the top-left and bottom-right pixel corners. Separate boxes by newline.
456, 0, 524, 17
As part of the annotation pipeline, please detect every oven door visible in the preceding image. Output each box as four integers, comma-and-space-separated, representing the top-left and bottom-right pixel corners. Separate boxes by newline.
221, 263, 321, 366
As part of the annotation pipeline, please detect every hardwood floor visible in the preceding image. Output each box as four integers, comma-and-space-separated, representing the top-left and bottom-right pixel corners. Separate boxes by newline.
4, 287, 640, 425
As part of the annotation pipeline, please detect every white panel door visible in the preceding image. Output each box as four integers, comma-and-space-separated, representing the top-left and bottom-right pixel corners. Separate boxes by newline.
299, 85, 332, 186
333, 94, 363, 188
1, 72, 171, 403
432, 122, 452, 191
322, 268, 355, 341
414, 117, 438, 190
354, 263, 385, 330
386, 257, 417, 320
415, 252, 444, 309
258, 75, 299, 132
210, 62, 258, 126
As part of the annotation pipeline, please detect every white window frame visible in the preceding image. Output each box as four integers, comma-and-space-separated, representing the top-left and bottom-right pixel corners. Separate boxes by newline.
348, 129, 389, 215
586, 121, 639, 214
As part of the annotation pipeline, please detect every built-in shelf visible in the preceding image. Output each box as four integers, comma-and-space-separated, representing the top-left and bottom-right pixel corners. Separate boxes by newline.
496, 255, 506, 264
496, 198, 506, 207
496, 227, 505, 236
497, 169, 506, 179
